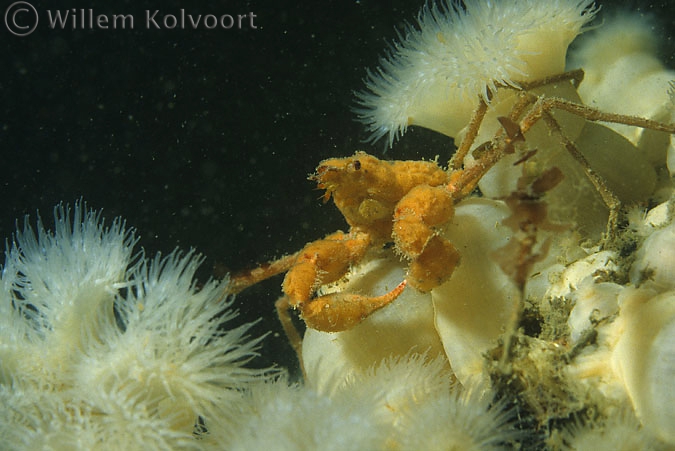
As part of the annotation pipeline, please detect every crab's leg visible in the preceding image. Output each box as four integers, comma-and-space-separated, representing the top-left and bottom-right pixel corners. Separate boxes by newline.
228, 250, 300, 295
275, 294, 306, 374
520, 96, 675, 135
516, 93, 675, 243
448, 116, 526, 200
516, 68, 585, 91
539, 110, 621, 242
451, 98, 489, 170
283, 230, 372, 303
298, 280, 408, 332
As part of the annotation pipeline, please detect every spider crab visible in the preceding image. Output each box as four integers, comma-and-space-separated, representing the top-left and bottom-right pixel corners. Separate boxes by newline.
229, 101, 529, 334
229, 70, 675, 340
230, 151, 473, 333
281, 152, 463, 331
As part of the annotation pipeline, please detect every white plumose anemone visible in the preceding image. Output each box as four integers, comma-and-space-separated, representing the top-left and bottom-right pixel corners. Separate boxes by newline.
560, 408, 662, 451
212, 377, 389, 451
355, 0, 597, 147
0, 202, 273, 449
395, 383, 520, 450
0, 203, 138, 384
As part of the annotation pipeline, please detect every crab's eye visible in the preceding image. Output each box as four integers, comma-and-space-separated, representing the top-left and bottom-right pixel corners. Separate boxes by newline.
353, 160, 361, 170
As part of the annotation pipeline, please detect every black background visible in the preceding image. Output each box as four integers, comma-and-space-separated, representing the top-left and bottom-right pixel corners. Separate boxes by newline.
1, 0, 673, 373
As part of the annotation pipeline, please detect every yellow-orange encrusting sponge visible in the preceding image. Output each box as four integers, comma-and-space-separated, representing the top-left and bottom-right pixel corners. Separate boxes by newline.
355, 0, 597, 147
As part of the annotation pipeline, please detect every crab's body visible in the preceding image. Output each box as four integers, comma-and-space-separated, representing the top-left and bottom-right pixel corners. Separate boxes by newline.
283, 152, 461, 332
314, 153, 448, 235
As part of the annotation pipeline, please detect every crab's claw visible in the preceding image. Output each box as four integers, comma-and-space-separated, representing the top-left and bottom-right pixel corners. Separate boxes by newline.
299, 280, 407, 332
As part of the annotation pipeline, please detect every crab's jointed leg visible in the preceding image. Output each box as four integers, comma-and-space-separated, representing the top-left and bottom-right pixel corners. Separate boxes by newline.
280, 229, 406, 332
282, 230, 371, 303
297, 279, 408, 332
393, 184, 461, 292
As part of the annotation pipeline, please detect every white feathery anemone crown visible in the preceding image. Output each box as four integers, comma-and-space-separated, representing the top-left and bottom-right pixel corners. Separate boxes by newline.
0, 202, 273, 447
355, 0, 598, 147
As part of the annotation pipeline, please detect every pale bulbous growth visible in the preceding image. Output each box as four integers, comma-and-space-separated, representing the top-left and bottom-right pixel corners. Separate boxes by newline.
0, 202, 272, 449
570, 14, 675, 165
432, 198, 520, 386
545, 250, 620, 301
627, 200, 672, 238
612, 289, 675, 445
562, 279, 626, 403
355, 0, 597, 147
629, 220, 675, 292
567, 280, 622, 344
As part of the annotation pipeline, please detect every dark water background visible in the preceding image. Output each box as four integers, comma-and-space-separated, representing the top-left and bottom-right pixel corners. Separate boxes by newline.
1, 0, 673, 374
